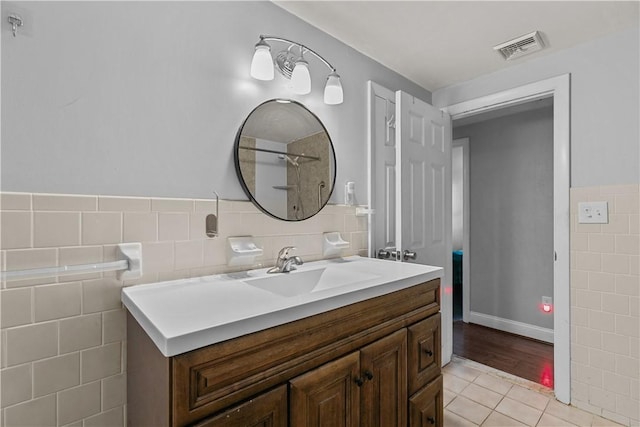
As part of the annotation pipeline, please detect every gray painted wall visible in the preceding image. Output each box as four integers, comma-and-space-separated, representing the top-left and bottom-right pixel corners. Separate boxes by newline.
1, 1, 431, 203
436, 26, 640, 187
453, 105, 554, 329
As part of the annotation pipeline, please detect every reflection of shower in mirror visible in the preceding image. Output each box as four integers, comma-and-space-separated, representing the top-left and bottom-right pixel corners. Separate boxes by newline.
279, 154, 304, 219
318, 181, 326, 210
278, 154, 300, 168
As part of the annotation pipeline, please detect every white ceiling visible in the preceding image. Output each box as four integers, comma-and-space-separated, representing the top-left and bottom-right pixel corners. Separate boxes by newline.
274, 1, 639, 92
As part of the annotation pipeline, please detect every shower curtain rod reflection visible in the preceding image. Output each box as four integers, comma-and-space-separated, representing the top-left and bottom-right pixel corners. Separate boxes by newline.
239, 145, 320, 161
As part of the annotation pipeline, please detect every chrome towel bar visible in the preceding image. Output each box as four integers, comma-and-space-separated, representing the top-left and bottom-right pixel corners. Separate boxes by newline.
1, 243, 143, 281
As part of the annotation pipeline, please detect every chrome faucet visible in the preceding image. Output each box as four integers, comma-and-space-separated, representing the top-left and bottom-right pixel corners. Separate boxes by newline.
267, 246, 304, 274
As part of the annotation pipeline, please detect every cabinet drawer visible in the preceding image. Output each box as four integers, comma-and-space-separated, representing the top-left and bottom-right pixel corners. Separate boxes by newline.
409, 375, 443, 427
408, 313, 441, 395
193, 385, 287, 427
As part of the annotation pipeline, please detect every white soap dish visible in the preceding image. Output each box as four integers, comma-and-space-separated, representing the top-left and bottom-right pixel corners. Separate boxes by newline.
323, 232, 350, 257
227, 236, 263, 266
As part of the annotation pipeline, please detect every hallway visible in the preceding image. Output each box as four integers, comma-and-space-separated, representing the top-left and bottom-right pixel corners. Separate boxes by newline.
453, 321, 554, 388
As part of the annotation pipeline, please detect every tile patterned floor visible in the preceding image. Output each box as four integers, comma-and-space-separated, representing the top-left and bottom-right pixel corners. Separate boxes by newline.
444, 356, 625, 427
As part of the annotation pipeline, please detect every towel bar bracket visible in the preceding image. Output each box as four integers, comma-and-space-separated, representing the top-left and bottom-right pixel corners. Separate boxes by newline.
117, 243, 143, 280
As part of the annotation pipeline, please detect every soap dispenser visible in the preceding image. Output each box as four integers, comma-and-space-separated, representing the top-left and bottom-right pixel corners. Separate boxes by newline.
345, 181, 355, 206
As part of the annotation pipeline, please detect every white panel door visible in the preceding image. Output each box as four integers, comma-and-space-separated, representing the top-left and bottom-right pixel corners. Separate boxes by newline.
396, 91, 453, 364
368, 82, 398, 259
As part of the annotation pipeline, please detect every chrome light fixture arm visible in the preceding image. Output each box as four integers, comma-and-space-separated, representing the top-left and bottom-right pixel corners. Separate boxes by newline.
259, 35, 337, 73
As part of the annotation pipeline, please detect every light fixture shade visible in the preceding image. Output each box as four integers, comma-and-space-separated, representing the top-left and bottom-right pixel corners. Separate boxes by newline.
290, 59, 311, 95
250, 40, 274, 81
324, 71, 343, 105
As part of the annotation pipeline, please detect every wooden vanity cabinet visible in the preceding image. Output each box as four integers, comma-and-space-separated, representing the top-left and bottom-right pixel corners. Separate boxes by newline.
127, 278, 442, 427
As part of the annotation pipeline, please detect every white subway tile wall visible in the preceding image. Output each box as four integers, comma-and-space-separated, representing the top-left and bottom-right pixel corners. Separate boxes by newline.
0, 192, 368, 426
571, 184, 640, 427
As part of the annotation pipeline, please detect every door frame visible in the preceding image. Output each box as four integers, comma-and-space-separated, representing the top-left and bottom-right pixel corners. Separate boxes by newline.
441, 74, 571, 404
452, 137, 470, 323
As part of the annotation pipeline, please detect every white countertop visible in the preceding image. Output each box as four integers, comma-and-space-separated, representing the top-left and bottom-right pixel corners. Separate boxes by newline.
121, 256, 443, 357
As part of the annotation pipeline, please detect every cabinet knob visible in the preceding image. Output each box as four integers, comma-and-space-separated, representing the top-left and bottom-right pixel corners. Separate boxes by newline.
424, 348, 433, 357
354, 377, 364, 387
364, 370, 374, 380
427, 416, 436, 424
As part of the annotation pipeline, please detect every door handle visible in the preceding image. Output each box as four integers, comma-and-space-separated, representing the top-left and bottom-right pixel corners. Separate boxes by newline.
378, 247, 398, 260
377, 249, 390, 259
403, 250, 417, 260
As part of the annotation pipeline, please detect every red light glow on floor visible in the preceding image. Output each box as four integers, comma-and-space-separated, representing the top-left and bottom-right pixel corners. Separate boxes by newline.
540, 363, 554, 388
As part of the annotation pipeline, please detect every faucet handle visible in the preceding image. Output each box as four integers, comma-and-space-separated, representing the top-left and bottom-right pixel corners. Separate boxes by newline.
277, 246, 296, 259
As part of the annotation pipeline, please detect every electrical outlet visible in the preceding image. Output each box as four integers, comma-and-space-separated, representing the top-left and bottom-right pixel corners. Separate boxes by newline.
541, 296, 553, 313
578, 201, 608, 224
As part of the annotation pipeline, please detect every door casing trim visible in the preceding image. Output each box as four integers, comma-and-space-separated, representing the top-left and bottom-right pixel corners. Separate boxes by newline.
442, 74, 571, 404
452, 137, 470, 323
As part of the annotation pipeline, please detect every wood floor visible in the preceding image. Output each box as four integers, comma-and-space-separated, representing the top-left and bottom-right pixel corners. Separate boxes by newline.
453, 321, 554, 388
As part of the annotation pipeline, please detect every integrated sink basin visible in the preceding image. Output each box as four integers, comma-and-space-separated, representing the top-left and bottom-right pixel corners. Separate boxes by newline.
241, 265, 381, 297
121, 256, 443, 356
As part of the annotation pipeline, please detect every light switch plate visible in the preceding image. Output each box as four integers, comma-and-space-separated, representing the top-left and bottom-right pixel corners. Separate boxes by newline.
578, 201, 609, 224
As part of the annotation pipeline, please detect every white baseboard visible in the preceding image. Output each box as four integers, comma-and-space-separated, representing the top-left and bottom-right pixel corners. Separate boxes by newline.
468, 311, 554, 344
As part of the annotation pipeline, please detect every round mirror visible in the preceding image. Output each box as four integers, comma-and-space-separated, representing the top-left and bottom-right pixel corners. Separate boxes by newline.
234, 99, 336, 221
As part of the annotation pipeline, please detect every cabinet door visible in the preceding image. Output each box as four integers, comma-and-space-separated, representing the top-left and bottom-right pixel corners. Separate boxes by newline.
290, 352, 361, 427
409, 376, 443, 427
360, 329, 407, 427
193, 385, 287, 427
408, 313, 441, 395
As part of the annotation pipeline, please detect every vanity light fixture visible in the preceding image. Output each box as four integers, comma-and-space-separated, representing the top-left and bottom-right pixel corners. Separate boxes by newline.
250, 35, 344, 105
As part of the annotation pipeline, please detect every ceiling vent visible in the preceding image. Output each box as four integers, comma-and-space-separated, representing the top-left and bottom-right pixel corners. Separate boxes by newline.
494, 31, 545, 61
